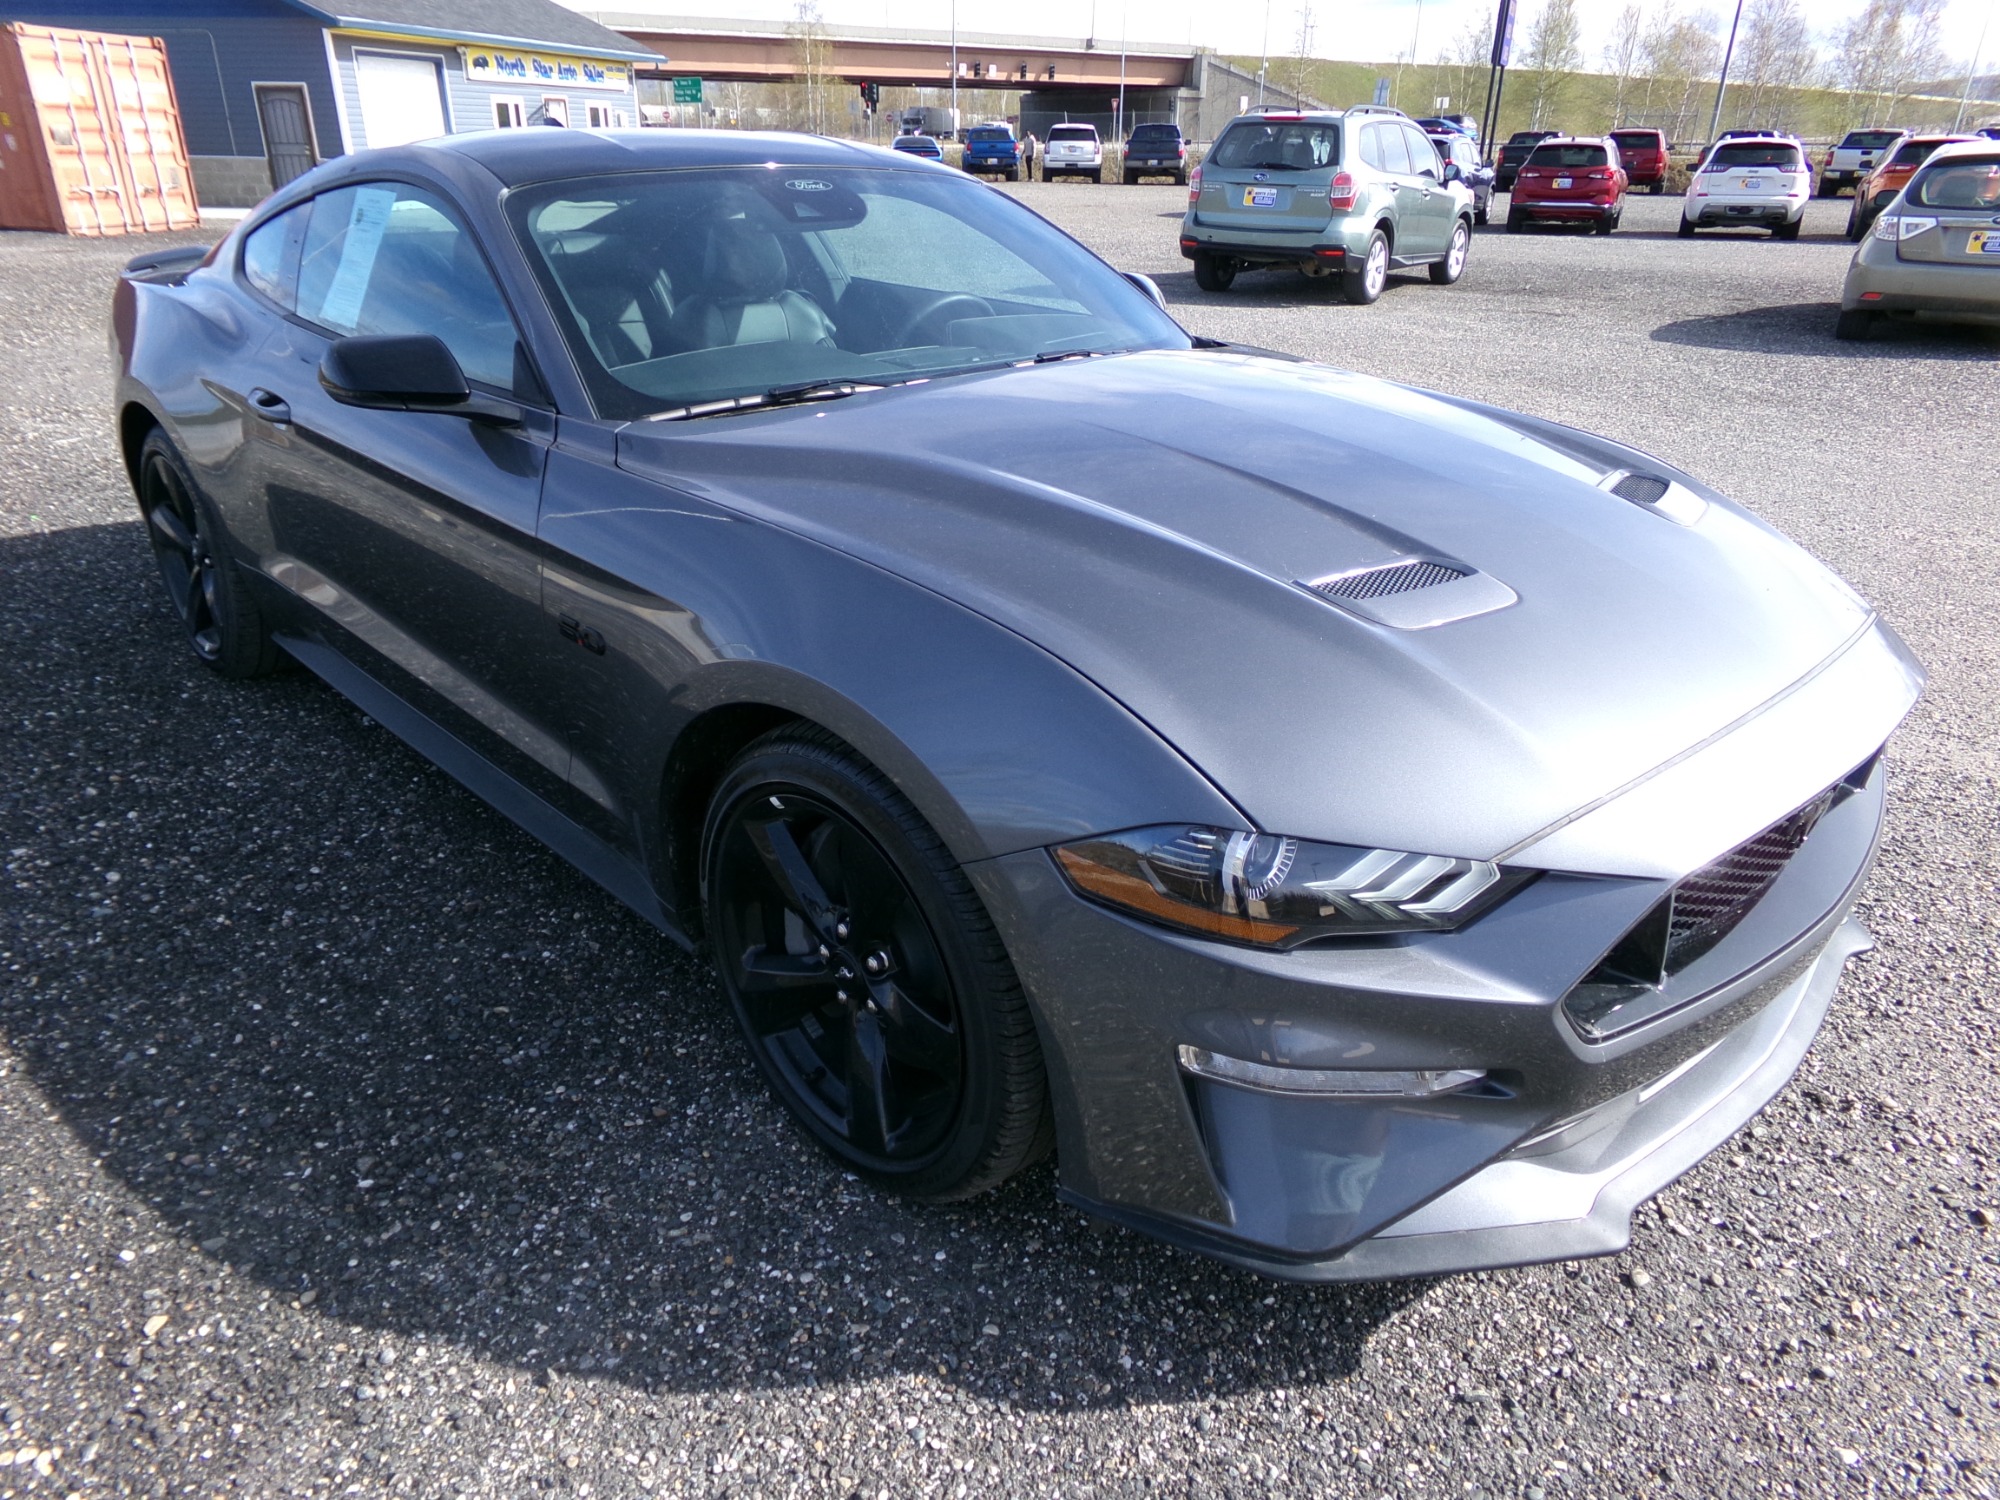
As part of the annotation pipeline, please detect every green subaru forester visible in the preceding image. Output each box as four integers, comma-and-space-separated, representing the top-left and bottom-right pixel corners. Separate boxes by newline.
1180, 105, 1476, 304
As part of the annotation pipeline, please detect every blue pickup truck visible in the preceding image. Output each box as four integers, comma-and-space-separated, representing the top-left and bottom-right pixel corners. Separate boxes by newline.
961, 123, 1023, 181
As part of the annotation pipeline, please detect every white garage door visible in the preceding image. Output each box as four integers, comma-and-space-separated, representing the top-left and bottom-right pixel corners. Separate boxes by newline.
355, 52, 447, 148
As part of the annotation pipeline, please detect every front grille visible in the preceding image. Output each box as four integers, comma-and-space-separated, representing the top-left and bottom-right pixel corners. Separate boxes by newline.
1561, 756, 1876, 1039
1309, 559, 1467, 602
1663, 785, 1841, 971
1610, 472, 1671, 505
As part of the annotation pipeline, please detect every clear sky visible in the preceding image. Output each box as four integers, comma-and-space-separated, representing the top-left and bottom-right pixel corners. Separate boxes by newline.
574, 0, 1995, 75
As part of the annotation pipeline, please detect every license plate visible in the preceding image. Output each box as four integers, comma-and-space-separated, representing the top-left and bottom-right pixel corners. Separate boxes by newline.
1554, 177, 1572, 188
1244, 186, 1278, 207
1740, 178, 1762, 189
1972, 231, 2000, 255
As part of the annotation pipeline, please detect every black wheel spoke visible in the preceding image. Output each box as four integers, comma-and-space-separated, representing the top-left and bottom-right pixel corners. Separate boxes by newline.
746, 814, 841, 942
874, 980, 958, 1076
844, 1008, 893, 1156
736, 945, 836, 1034
147, 502, 195, 556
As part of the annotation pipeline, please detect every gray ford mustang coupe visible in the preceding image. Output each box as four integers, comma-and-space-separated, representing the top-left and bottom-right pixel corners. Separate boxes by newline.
113, 129, 1921, 1280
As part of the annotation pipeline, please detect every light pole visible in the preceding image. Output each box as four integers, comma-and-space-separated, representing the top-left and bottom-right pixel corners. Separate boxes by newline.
1952, 0, 1995, 131
1117, 0, 1127, 140
1258, 0, 1271, 105
1707, 0, 1747, 144
950, 0, 958, 133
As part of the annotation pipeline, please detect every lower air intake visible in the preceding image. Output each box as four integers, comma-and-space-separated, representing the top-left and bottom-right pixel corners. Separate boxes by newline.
1309, 560, 1468, 602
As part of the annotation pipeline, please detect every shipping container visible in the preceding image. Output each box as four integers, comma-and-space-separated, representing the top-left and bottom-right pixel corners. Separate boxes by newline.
0, 23, 199, 236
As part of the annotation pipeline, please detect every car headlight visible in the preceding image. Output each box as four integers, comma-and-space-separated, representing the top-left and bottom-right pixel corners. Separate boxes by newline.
1053, 825, 1531, 948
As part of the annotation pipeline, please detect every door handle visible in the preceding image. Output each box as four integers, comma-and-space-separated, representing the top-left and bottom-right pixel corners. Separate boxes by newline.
247, 387, 292, 424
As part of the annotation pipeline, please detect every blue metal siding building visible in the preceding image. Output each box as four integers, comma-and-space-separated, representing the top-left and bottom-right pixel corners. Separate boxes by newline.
0, 0, 651, 206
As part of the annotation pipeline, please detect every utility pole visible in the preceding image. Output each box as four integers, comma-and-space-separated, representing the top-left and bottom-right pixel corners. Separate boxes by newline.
1707, 0, 1747, 143
1952, 0, 1995, 131
950, 0, 958, 133
1117, 0, 1128, 139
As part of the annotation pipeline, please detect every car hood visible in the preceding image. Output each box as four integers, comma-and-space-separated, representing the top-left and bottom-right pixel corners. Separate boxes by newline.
614, 350, 1896, 868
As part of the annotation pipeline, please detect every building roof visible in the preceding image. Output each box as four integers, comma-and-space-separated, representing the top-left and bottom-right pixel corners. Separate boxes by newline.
291, 0, 656, 61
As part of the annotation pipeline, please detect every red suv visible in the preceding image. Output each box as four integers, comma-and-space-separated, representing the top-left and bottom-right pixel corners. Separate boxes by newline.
1507, 137, 1630, 233
1607, 128, 1669, 194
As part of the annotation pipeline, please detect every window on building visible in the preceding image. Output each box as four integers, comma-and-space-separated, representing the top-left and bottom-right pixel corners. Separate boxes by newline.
541, 96, 569, 127
585, 103, 612, 129
494, 98, 525, 128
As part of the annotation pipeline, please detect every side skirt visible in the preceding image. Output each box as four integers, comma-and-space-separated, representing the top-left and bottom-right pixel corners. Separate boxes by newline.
276, 633, 691, 951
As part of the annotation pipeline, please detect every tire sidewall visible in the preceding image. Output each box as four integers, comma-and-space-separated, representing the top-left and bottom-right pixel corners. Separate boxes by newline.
139, 428, 274, 679
700, 737, 1019, 1197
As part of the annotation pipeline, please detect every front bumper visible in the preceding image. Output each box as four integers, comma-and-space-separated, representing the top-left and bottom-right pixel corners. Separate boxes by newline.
969, 696, 1907, 1280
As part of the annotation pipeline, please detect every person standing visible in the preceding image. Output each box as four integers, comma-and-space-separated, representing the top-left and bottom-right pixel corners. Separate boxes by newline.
1020, 131, 1036, 181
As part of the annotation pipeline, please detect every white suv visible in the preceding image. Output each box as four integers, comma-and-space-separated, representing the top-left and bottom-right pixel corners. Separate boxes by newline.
1043, 123, 1103, 183
1680, 134, 1812, 239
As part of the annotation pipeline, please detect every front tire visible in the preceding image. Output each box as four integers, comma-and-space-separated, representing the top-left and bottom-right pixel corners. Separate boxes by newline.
138, 428, 281, 679
1845, 202, 1865, 241
1192, 252, 1237, 292
1343, 229, 1389, 304
1430, 220, 1470, 283
702, 728, 1052, 1200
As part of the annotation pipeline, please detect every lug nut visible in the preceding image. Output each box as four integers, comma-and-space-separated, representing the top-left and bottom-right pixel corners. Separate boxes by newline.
837, 989, 850, 1003
835, 921, 851, 940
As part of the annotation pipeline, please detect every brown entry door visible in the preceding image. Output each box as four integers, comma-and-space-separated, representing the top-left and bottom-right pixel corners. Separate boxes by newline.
255, 84, 316, 189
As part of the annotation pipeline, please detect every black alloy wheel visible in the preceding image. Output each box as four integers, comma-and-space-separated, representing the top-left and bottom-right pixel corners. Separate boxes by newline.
703, 730, 1050, 1199
138, 429, 280, 679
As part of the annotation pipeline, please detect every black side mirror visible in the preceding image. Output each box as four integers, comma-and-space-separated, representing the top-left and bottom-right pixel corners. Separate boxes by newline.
319, 334, 519, 424
1443, 161, 1462, 183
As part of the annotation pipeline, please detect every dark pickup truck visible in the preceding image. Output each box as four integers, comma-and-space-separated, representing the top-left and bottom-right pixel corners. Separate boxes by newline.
1495, 129, 1561, 192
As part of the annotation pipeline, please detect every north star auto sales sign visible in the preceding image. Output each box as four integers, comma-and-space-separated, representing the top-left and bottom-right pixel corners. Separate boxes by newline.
464, 48, 633, 91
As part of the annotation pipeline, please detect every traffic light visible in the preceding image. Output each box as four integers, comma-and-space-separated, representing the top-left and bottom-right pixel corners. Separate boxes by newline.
857, 81, 880, 110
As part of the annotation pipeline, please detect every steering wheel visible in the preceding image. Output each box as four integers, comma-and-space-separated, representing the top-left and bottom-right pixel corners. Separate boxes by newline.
888, 293, 996, 347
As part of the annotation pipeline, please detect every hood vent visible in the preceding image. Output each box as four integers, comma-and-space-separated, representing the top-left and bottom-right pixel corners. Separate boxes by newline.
1600, 468, 1706, 525
1609, 473, 1670, 504
1300, 559, 1517, 631
1309, 559, 1468, 602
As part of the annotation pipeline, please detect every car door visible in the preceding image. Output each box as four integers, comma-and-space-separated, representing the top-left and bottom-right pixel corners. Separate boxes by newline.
1375, 123, 1441, 257
229, 178, 578, 813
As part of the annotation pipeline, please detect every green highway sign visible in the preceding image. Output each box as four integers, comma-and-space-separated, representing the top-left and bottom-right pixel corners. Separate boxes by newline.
672, 76, 703, 103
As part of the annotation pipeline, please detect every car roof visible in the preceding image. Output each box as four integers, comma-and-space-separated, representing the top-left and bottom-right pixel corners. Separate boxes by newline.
404, 127, 911, 186
1921, 138, 2000, 161
1608, 127, 1665, 137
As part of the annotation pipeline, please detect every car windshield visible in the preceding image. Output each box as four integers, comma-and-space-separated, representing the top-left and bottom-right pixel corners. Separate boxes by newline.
1842, 130, 1904, 149
1707, 142, 1801, 168
1910, 158, 2000, 209
1209, 122, 1338, 170
1048, 126, 1095, 141
1526, 144, 1608, 168
508, 166, 1187, 421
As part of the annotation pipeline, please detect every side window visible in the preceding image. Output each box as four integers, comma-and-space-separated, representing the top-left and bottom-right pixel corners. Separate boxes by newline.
296, 181, 521, 392
240, 203, 308, 310
1403, 126, 1440, 176
1377, 124, 1412, 175
1359, 124, 1386, 171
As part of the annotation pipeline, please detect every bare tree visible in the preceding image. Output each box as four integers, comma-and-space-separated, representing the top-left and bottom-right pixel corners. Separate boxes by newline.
1604, 4, 1645, 125
1835, 0, 1951, 127
1521, 0, 1583, 129
1732, 0, 1818, 130
1642, 6, 1723, 143
784, 0, 835, 135
1280, 2, 1318, 106
1435, 13, 1492, 123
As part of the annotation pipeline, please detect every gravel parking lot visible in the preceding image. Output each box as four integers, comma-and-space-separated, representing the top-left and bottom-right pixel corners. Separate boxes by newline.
2, 182, 1996, 1500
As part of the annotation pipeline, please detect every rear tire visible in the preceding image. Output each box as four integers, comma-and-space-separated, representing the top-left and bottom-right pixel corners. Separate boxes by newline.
1090, 169, 1102, 184
1834, 308, 1875, 341
1192, 253, 1237, 292
1775, 217, 1802, 241
1594, 213, 1617, 235
1506, 206, 1525, 232
1651, 180, 1665, 195
1430, 219, 1470, 284
1845, 202, 1865, 241
1342, 229, 1389, 305
138, 428, 282, 680
702, 727, 1053, 1201
1677, 215, 1696, 238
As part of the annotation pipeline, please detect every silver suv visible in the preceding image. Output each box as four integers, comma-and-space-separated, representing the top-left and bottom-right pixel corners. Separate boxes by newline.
1180, 105, 1476, 304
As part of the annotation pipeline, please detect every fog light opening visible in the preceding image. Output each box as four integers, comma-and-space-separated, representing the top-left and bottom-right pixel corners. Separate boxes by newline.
1177, 1044, 1489, 1097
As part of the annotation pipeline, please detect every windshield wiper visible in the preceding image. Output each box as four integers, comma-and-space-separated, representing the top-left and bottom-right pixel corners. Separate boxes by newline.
1237, 157, 1307, 171
1029, 347, 1128, 365
647, 379, 886, 423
